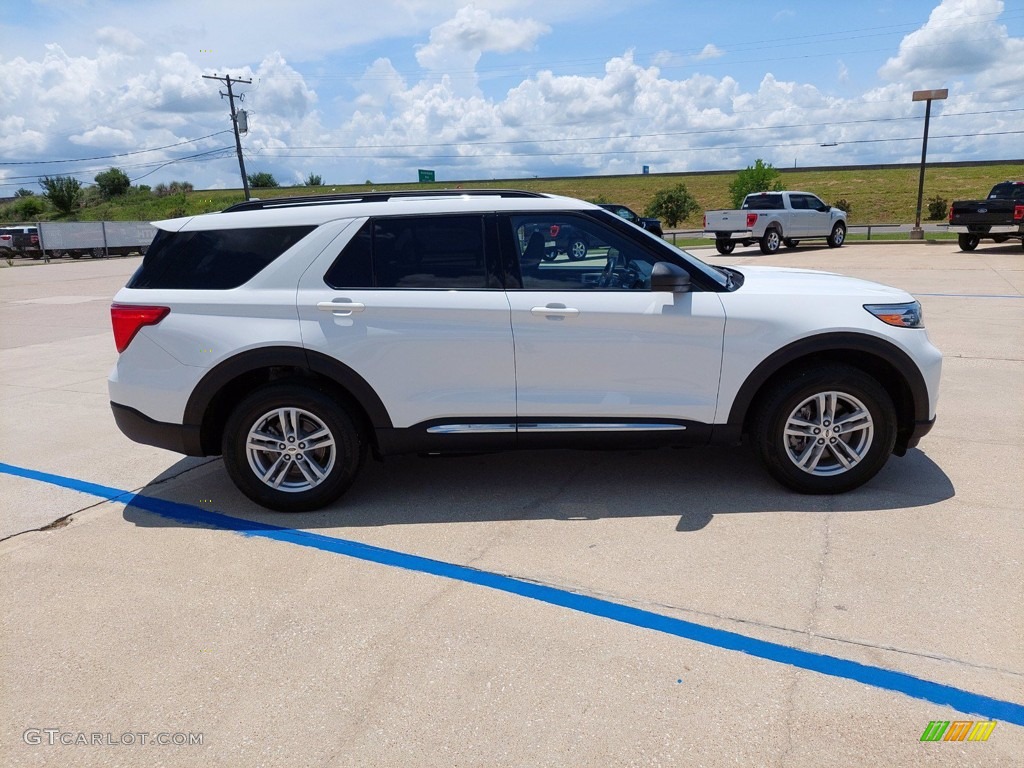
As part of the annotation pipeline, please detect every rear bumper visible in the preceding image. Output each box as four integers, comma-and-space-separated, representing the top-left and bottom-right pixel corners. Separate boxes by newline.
949, 224, 1022, 234
110, 402, 206, 456
704, 230, 753, 240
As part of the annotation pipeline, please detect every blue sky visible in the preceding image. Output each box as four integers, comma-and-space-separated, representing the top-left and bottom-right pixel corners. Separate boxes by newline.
1, 0, 1022, 191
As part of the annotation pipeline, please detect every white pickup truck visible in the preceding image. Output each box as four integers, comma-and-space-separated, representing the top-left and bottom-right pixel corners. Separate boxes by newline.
703, 191, 848, 255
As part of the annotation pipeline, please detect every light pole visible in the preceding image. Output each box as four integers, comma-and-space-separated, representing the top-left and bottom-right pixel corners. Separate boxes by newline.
910, 88, 947, 239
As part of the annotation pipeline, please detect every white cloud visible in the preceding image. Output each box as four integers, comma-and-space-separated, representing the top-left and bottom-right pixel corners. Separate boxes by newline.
415, 5, 550, 80
695, 44, 724, 61
70, 126, 134, 147
879, 0, 1009, 82
96, 26, 145, 55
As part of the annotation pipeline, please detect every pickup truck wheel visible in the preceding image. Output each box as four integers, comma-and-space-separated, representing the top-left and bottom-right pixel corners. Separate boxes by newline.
783, 238, 799, 249
759, 229, 781, 254
222, 384, 366, 512
567, 238, 588, 260
826, 223, 846, 248
715, 240, 735, 255
753, 364, 896, 494
957, 234, 980, 251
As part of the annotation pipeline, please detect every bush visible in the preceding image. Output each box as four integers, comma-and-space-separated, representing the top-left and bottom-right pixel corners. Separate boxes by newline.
832, 199, 852, 215
247, 171, 279, 188
168, 180, 194, 195
645, 184, 701, 227
926, 196, 948, 220
94, 167, 131, 199
9, 196, 46, 219
729, 159, 783, 208
304, 173, 323, 186
39, 175, 83, 215
15, 188, 35, 198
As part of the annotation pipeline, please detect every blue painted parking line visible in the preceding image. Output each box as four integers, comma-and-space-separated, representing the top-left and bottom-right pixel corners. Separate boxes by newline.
3, 460, 1023, 727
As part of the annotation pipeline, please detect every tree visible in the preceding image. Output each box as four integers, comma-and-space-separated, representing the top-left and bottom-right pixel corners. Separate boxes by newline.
832, 198, 852, 215
247, 171, 279, 188
646, 184, 700, 227
15, 188, 34, 197
304, 173, 323, 186
94, 167, 131, 199
39, 175, 83, 215
729, 159, 783, 208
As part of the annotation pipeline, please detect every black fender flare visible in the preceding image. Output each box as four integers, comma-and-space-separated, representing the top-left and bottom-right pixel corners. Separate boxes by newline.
726, 332, 930, 428
183, 346, 393, 433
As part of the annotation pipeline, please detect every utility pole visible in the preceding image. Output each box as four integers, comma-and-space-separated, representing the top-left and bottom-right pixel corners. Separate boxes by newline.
910, 88, 948, 239
203, 73, 252, 200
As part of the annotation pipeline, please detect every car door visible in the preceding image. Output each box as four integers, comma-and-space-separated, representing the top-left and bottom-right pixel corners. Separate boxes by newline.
502, 212, 726, 428
801, 194, 832, 236
297, 214, 516, 430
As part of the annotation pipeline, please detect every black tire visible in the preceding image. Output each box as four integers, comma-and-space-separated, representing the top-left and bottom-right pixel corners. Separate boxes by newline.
783, 238, 799, 249
826, 222, 846, 248
541, 249, 557, 262
759, 228, 781, 254
752, 364, 896, 494
715, 240, 735, 255
958, 233, 980, 252
91, 248, 105, 258
567, 238, 588, 260
222, 384, 366, 512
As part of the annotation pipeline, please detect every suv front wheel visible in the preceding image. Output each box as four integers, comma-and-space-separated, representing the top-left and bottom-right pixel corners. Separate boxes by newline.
752, 365, 896, 494
222, 384, 365, 512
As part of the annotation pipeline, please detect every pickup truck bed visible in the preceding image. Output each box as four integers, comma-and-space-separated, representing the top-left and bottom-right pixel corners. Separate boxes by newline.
949, 181, 1024, 251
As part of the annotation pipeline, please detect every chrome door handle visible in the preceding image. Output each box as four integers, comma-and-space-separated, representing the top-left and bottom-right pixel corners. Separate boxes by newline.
317, 301, 365, 316
531, 306, 579, 317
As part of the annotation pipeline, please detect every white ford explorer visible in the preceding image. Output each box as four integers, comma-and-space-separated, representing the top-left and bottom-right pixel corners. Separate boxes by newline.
108, 190, 941, 511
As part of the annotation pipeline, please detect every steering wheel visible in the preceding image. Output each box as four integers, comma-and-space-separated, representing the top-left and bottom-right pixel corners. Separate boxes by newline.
598, 256, 616, 287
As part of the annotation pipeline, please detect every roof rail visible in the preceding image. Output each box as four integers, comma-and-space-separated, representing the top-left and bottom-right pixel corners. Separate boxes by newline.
222, 189, 547, 213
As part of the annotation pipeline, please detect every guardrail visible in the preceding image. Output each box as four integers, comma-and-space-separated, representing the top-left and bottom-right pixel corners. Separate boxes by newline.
664, 223, 951, 245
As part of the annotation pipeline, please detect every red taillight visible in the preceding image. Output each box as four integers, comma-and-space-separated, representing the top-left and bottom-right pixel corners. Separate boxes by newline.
111, 304, 169, 353
948, 206, 954, 223
702, 214, 706, 228
746, 213, 758, 228
549, 224, 560, 237
1014, 205, 1024, 222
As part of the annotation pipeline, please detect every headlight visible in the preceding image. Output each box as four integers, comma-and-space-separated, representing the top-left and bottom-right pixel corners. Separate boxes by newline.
864, 301, 923, 328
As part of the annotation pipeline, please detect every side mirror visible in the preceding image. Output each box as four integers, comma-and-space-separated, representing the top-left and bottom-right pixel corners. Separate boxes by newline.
651, 261, 691, 292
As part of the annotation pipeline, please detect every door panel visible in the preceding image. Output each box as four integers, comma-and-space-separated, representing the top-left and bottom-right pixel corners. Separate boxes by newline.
298, 216, 516, 429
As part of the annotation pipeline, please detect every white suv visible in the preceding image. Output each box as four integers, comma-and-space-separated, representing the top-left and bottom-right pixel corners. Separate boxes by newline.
108, 190, 941, 511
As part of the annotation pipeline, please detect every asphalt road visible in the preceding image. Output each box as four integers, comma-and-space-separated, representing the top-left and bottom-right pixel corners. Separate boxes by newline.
1, 241, 1022, 767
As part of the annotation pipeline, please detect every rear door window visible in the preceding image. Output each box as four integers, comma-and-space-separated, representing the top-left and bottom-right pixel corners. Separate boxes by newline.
324, 215, 499, 289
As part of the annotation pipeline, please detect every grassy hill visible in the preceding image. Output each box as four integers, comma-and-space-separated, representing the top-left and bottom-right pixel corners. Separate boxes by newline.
3, 161, 1021, 228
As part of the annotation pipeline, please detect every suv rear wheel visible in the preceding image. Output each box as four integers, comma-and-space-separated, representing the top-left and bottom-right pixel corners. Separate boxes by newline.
752, 364, 896, 494
222, 384, 365, 512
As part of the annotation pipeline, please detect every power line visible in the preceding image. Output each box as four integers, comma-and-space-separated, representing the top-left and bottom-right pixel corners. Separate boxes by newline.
0, 131, 232, 165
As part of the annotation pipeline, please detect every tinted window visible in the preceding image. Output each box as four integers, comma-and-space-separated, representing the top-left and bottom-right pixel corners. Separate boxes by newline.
325, 215, 489, 289
128, 226, 314, 289
742, 194, 783, 210
989, 183, 1024, 201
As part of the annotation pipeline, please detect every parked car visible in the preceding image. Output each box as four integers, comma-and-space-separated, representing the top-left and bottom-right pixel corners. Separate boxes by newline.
109, 189, 940, 512
597, 204, 664, 238
703, 191, 848, 255
948, 181, 1024, 251
0, 226, 41, 257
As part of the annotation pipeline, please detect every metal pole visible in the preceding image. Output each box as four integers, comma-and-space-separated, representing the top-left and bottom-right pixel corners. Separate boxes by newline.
912, 99, 932, 237
225, 77, 251, 201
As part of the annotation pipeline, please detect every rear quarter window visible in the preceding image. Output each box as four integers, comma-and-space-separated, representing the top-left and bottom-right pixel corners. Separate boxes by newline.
127, 226, 315, 289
